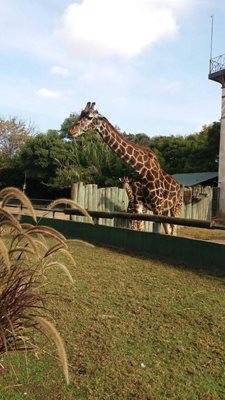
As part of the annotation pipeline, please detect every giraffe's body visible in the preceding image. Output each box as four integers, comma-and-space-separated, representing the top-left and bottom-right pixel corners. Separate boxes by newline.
120, 176, 147, 231
70, 102, 183, 234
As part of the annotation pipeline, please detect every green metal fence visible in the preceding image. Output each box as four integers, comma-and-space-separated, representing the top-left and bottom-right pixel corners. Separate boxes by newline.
22, 215, 225, 273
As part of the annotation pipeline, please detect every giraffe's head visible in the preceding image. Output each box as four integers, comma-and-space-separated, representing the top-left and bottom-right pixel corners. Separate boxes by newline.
119, 176, 130, 186
69, 101, 102, 138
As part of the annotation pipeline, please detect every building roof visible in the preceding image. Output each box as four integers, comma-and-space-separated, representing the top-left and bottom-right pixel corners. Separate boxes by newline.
172, 172, 218, 187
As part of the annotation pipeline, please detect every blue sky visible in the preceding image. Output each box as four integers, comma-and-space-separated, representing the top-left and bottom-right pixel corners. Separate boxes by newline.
0, 0, 224, 136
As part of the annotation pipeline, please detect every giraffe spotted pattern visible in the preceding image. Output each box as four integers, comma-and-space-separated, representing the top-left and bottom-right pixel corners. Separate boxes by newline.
70, 102, 183, 235
120, 176, 148, 231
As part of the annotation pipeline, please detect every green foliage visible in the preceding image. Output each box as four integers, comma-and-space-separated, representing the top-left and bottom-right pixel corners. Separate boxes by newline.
150, 122, 220, 173
60, 113, 79, 138
0, 113, 220, 195
0, 116, 35, 168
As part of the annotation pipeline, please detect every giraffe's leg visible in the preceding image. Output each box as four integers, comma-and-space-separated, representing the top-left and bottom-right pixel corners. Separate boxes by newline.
154, 209, 171, 234
160, 210, 172, 234
170, 202, 182, 235
134, 202, 144, 231
131, 219, 138, 230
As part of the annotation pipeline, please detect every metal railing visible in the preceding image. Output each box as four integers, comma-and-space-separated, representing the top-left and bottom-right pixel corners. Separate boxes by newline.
64, 208, 225, 231
209, 54, 225, 74
3, 198, 225, 232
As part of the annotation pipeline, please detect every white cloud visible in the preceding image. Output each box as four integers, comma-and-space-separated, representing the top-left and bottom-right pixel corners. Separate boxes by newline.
36, 88, 62, 99
56, 0, 191, 59
50, 66, 69, 77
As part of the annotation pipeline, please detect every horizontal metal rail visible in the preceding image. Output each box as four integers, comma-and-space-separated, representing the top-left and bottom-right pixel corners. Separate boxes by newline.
64, 209, 225, 231
4, 201, 225, 231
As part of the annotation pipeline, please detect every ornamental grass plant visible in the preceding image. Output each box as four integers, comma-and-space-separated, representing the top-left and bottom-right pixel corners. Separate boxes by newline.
0, 187, 92, 385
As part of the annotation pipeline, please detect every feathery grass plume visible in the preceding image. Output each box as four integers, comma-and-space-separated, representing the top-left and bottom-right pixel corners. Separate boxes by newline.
21, 223, 35, 230
55, 248, 77, 268
44, 243, 65, 258
42, 198, 93, 224
0, 209, 21, 230
0, 267, 44, 353
22, 224, 48, 246
44, 245, 76, 268
47, 262, 74, 283
35, 316, 70, 385
10, 232, 40, 258
0, 187, 37, 223
0, 239, 10, 271
29, 239, 48, 254
8, 247, 36, 259
66, 239, 95, 247
0, 220, 22, 235
26, 225, 66, 244
0, 188, 74, 384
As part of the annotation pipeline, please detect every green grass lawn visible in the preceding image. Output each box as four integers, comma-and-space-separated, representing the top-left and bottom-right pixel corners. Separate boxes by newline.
1, 242, 225, 400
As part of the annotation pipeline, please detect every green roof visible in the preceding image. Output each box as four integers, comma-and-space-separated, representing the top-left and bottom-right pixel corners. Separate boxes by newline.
172, 172, 218, 186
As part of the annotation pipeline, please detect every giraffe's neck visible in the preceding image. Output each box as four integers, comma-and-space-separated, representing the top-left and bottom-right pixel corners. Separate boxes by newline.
96, 118, 160, 177
124, 182, 135, 205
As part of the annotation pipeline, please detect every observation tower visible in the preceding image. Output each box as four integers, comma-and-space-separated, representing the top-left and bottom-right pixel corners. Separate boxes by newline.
208, 52, 225, 218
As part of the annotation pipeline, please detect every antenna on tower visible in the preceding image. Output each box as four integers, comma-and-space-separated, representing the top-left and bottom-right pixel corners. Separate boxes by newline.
209, 15, 214, 61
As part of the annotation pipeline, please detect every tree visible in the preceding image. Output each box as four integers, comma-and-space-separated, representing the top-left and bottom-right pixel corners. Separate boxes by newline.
149, 122, 220, 174
0, 117, 35, 167
60, 113, 79, 138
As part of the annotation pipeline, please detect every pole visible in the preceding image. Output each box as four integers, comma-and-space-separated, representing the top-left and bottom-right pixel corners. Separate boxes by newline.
210, 15, 214, 61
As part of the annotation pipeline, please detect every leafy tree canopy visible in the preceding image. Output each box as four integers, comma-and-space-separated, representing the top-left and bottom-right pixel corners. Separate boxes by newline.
0, 113, 220, 196
0, 117, 35, 167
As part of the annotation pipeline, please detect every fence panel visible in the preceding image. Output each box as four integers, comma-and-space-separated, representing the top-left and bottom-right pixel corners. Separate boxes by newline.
71, 183, 214, 231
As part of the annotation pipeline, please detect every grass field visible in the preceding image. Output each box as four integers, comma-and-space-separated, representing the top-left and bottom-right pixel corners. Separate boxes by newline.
1, 241, 225, 400
179, 225, 225, 244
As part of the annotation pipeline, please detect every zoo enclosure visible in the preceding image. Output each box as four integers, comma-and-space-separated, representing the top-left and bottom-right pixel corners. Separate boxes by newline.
4, 183, 220, 233
70, 182, 217, 231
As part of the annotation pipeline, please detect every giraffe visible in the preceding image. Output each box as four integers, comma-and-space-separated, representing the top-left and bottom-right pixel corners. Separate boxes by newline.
69, 102, 183, 235
120, 176, 147, 231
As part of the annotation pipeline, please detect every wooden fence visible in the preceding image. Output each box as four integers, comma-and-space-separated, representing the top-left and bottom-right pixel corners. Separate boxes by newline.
71, 183, 214, 232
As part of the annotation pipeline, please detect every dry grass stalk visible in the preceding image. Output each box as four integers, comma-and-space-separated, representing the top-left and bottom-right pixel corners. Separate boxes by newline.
47, 262, 74, 283
56, 248, 77, 268
0, 187, 37, 223
0, 239, 10, 271
0, 187, 77, 384
35, 316, 70, 385
30, 239, 48, 253
0, 209, 21, 230
25, 225, 66, 245
43, 198, 93, 224
44, 243, 65, 258
0, 267, 44, 353
10, 232, 40, 258
66, 239, 95, 247
8, 247, 36, 258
